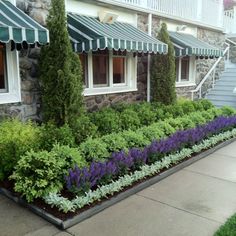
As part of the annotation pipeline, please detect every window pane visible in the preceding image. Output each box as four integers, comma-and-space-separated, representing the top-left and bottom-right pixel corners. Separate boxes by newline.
93, 54, 108, 87
175, 58, 179, 82
79, 54, 88, 88
0, 45, 6, 90
113, 57, 125, 84
181, 57, 189, 81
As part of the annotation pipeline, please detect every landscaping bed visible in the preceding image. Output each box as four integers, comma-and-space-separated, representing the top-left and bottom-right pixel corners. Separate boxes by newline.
1, 100, 236, 229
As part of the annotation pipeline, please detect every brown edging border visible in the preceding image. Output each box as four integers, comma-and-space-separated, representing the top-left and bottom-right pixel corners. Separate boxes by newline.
1, 137, 236, 229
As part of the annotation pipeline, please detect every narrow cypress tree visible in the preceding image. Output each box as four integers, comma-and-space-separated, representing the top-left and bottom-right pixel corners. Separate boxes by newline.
39, 0, 84, 126
151, 23, 177, 105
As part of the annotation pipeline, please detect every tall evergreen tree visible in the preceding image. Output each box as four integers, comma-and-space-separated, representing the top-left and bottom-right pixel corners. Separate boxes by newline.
150, 23, 177, 105
39, 0, 84, 126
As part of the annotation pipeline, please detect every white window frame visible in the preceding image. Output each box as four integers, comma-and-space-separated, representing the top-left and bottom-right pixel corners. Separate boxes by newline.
0, 43, 21, 104
176, 56, 196, 87
83, 50, 137, 96
112, 54, 127, 87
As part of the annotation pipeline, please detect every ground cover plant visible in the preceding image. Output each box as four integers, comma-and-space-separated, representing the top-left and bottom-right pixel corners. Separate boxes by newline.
214, 212, 236, 236
1, 100, 236, 218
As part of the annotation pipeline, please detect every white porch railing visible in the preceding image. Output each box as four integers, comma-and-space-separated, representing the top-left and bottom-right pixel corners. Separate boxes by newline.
224, 7, 236, 34
190, 43, 230, 100
98, 0, 224, 29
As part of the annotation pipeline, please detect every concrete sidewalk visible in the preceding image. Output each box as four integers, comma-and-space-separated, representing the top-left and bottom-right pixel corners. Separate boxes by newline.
1, 141, 236, 236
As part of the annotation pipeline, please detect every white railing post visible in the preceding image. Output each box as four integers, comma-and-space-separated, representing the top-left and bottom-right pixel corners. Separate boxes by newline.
212, 69, 216, 88
199, 87, 202, 99
197, 0, 203, 21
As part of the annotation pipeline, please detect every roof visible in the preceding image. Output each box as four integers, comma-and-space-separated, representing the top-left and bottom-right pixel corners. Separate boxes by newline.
169, 31, 223, 58
67, 13, 168, 54
0, 0, 49, 50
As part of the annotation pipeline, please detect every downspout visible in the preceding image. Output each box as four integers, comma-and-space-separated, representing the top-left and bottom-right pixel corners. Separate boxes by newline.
147, 13, 152, 102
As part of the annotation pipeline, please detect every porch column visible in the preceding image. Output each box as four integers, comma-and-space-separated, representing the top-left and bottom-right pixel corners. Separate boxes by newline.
147, 13, 152, 102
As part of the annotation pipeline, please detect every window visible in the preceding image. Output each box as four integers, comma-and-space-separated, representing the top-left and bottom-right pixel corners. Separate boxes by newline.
0, 44, 7, 93
79, 54, 88, 88
113, 57, 125, 84
80, 50, 137, 96
176, 56, 195, 85
0, 43, 21, 104
93, 54, 109, 87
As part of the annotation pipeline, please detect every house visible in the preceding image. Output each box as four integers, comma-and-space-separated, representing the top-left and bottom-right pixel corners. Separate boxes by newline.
0, 0, 232, 120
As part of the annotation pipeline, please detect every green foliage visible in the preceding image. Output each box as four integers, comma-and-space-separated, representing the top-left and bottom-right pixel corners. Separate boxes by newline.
220, 106, 236, 116
70, 115, 98, 144
155, 121, 176, 136
79, 138, 109, 162
178, 99, 195, 113
139, 125, 165, 141
199, 99, 214, 110
214, 212, 236, 236
188, 112, 206, 126
11, 147, 74, 202
178, 117, 196, 129
40, 122, 75, 151
91, 108, 120, 135
165, 118, 184, 130
133, 103, 156, 126
51, 144, 87, 168
122, 130, 150, 148
150, 23, 177, 105
101, 134, 128, 153
120, 108, 141, 130
39, 0, 84, 126
0, 119, 41, 180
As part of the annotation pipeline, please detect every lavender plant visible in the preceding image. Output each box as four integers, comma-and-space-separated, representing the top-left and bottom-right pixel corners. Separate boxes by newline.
65, 116, 236, 194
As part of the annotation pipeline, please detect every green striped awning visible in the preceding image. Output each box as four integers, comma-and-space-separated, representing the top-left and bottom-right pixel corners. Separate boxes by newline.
0, 0, 49, 50
67, 13, 167, 54
169, 31, 223, 58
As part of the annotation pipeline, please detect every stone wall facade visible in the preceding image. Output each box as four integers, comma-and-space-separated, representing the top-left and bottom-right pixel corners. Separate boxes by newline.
0, 2, 226, 120
0, 0, 50, 121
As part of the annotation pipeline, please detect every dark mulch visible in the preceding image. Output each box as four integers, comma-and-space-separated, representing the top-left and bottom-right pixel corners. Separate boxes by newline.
0, 140, 226, 221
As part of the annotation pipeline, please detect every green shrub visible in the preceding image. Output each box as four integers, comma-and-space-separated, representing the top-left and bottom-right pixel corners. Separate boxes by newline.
40, 122, 75, 151
122, 130, 150, 148
220, 106, 236, 117
51, 144, 87, 168
101, 134, 128, 153
70, 115, 98, 144
11, 149, 72, 202
155, 121, 176, 136
139, 125, 165, 141
134, 103, 156, 126
199, 99, 214, 110
0, 119, 41, 180
201, 110, 215, 122
188, 112, 206, 126
178, 100, 195, 114
91, 108, 120, 135
178, 117, 196, 129
165, 104, 184, 117
120, 108, 141, 130
208, 107, 223, 118
165, 118, 184, 130
79, 138, 109, 162
192, 100, 204, 111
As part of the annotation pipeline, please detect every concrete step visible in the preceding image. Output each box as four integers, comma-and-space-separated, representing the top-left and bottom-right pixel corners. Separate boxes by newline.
207, 90, 235, 96
215, 81, 236, 86
206, 94, 236, 102
213, 85, 235, 91
218, 77, 236, 82
210, 100, 236, 108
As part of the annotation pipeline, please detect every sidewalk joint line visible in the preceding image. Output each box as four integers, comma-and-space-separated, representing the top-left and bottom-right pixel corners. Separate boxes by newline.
183, 169, 236, 185
136, 194, 223, 224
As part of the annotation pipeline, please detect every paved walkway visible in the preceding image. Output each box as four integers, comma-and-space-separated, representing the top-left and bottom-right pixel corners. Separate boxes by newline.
1, 141, 236, 236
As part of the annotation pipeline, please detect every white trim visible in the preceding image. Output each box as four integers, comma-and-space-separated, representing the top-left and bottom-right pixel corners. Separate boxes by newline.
83, 50, 137, 96
176, 82, 196, 88
0, 43, 21, 104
